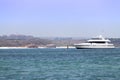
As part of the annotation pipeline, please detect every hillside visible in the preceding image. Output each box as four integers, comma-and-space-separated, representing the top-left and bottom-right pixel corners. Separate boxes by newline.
0, 35, 52, 47
0, 35, 120, 48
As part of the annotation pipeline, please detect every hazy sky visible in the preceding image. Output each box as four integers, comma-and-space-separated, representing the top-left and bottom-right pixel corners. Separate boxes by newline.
0, 0, 120, 37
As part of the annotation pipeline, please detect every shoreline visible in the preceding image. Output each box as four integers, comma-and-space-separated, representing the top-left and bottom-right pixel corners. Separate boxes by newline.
0, 46, 75, 49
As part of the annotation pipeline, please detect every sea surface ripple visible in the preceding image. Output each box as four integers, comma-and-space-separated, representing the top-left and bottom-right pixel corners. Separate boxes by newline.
0, 48, 120, 80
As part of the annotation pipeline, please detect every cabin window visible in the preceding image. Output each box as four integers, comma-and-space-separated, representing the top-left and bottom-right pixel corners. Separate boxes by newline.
90, 41, 106, 43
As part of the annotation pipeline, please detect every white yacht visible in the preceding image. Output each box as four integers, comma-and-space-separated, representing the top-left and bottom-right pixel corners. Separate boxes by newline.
74, 35, 115, 49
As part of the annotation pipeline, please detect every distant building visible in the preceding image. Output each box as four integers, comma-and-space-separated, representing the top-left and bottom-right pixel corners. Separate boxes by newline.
26, 44, 38, 48
46, 44, 56, 48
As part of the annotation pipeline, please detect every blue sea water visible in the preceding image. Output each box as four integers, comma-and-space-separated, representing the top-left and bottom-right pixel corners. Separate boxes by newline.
0, 48, 120, 80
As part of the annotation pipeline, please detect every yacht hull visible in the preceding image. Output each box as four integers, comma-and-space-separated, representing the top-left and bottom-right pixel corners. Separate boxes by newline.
75, 45, 115, 49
